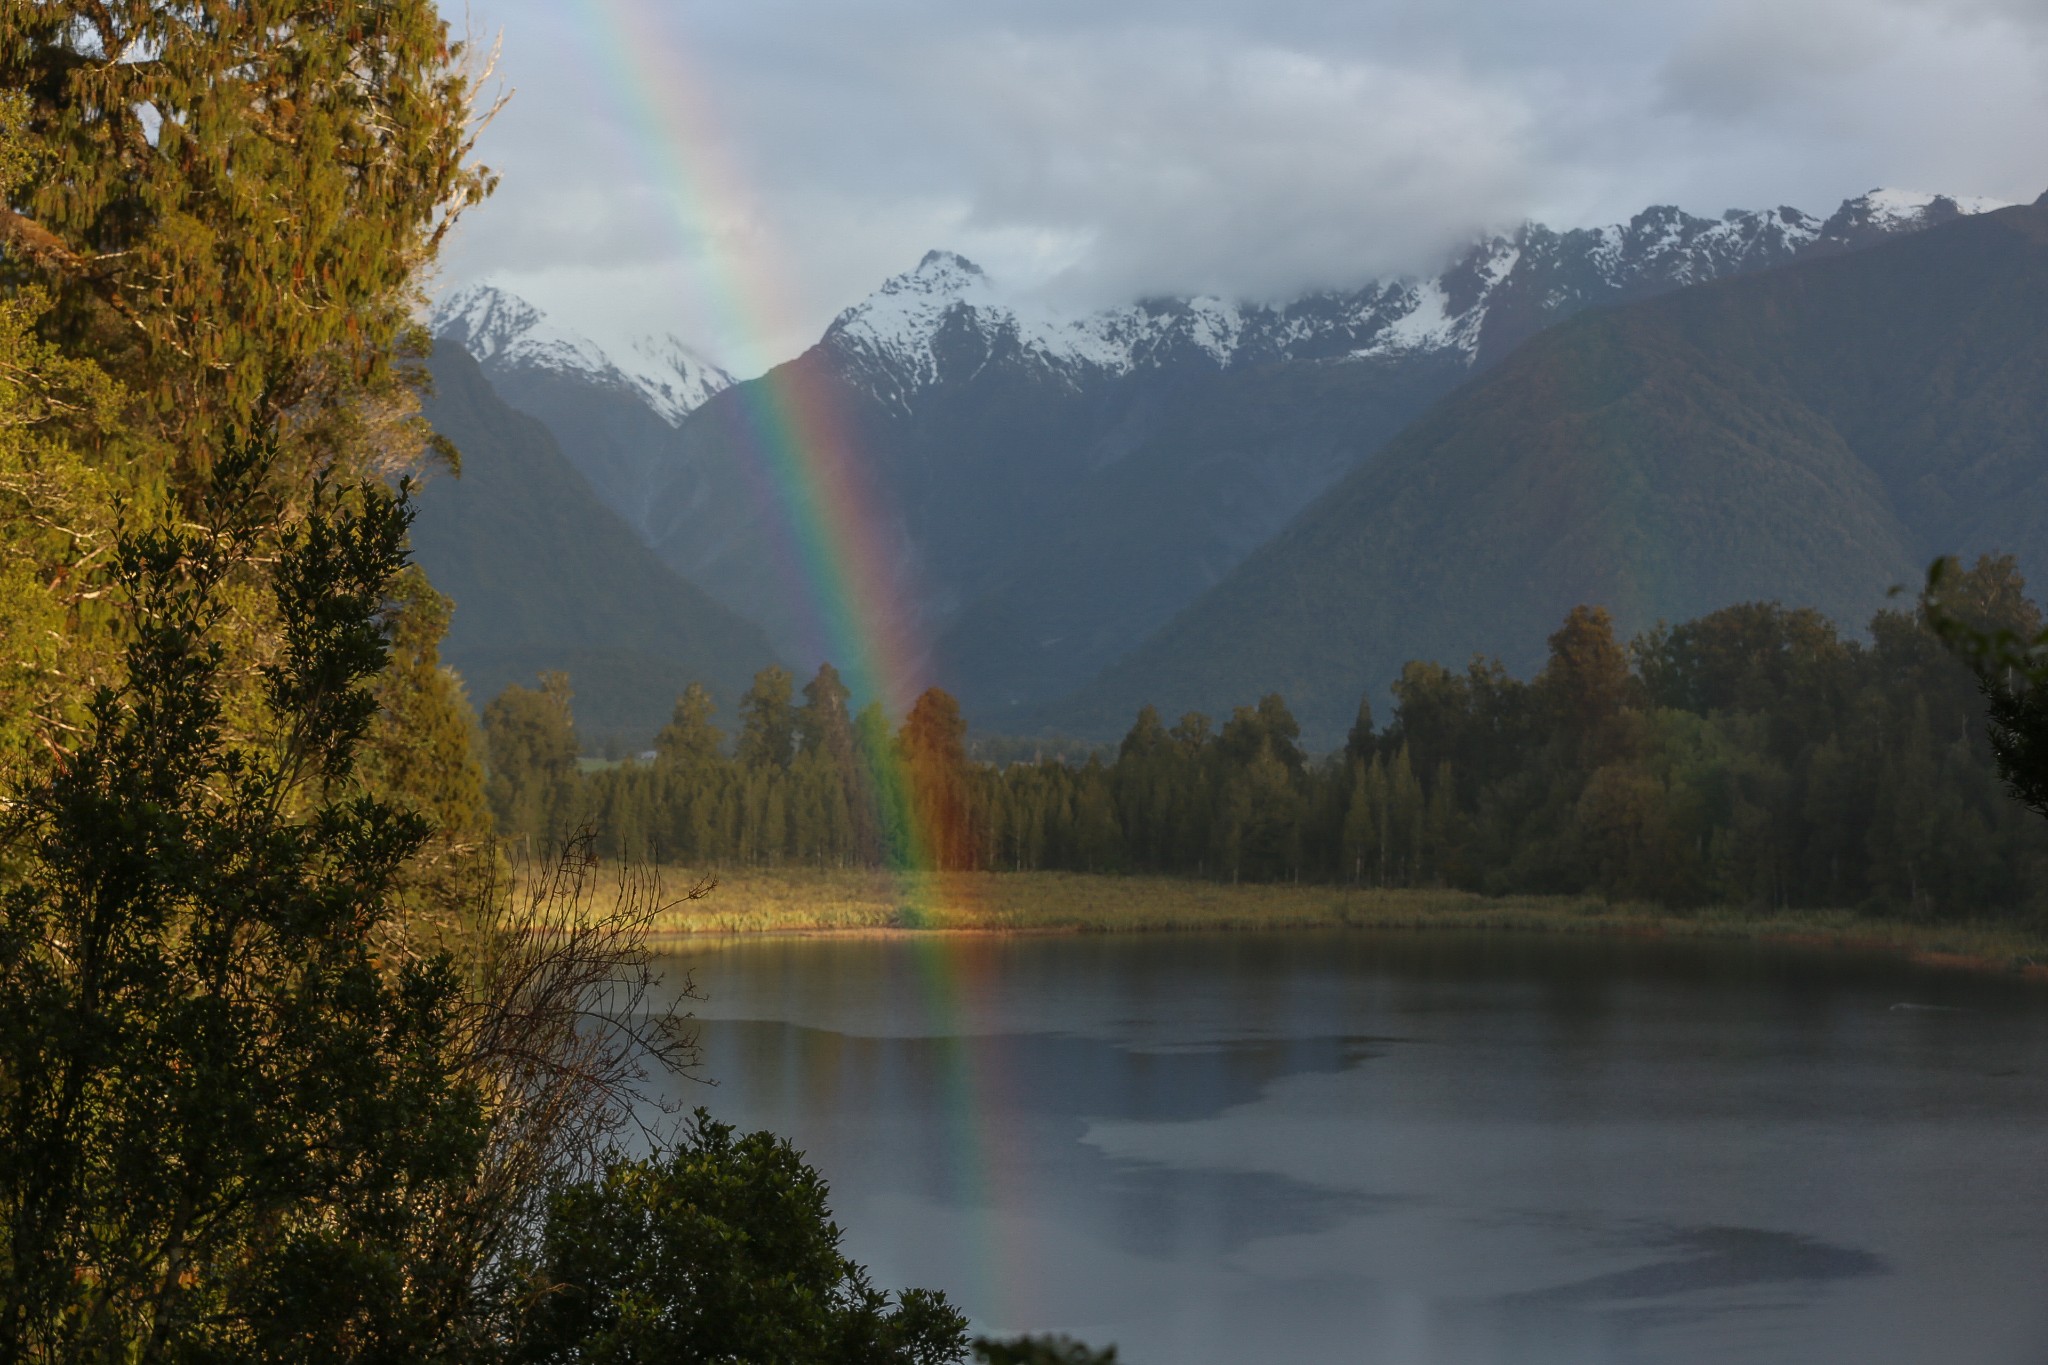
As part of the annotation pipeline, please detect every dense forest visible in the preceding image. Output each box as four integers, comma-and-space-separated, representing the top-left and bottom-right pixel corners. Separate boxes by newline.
489, 558, 2048, 921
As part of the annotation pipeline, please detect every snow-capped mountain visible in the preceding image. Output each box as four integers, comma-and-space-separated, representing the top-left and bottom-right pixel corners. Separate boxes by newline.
430, 284, 732, 424
428, 285, 734, 537
428, 187, 2018, 727
820, 189, 2007, 414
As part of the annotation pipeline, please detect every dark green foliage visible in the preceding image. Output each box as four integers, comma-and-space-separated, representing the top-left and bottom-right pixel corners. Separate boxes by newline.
1926, 554, 2048, 825
1055, 200, 2048, 744
0, 459, 487, 1361
501, 582, 2048, 919
482, 672, 581, 856
736, 665, 799, 771
655, 683, 725, 768
512, 1111, 968, 1365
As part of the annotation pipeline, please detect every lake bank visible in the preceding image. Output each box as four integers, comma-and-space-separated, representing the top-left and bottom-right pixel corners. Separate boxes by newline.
538, 865, 2048, 980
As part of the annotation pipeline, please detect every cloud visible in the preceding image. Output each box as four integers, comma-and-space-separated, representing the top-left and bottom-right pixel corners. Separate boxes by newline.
920, 31, 1542, 303
1653, 0, 2048, 207
438, 0, 2048, 375
1659, 0, 1904, 118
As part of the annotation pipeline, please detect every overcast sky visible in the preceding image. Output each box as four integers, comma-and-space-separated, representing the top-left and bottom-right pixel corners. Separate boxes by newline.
437, 0, 2048, 376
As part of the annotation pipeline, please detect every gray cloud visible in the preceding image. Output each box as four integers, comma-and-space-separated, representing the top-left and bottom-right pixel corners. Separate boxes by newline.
439, 0, 2048, 375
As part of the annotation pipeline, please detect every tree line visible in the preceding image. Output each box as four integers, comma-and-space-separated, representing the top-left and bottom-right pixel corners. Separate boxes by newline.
487, 558, 2048, 920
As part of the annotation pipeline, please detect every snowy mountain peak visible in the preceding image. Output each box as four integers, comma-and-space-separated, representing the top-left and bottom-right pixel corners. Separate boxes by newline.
1825, 188, 2011, 238
829, 258, 1264, 411
910, 250, 988, 285
814, 184, 2011, 413
1868, 187, 2008, 220
616, 333, 735, 425
429, 284, 732, 426
433, 284, 603, 371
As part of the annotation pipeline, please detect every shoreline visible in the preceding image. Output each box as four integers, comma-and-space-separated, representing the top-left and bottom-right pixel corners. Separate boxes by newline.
547, 867, 2048, 982
644, 917, 2048, 982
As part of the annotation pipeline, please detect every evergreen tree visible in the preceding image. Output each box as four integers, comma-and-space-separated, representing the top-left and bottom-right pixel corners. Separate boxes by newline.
1, 1, 492, 493
482, 673, 580, 854
1069, 761, 1122, 873
1540, 605, 1632, 753
1344, 694, 1376, 766
735, 665, 798, 771
901, 688, 975, 871
359, 566, 491, 904
654, 683, 724, 769
797, 662, 856, 762
1118, 705, 1169, 762
1926, 555, 2048, 827
0, 464, 488, 1361
0, 93, 124, 791
2, 4, 498, 895
854, 701, 902, 865
1219, 694, 1305, 775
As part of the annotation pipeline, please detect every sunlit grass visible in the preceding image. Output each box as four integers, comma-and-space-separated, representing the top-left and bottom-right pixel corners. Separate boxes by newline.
512, 863, 2048, 978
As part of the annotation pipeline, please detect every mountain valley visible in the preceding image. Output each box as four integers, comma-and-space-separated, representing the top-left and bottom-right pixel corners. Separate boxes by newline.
422, 188, 2029, 741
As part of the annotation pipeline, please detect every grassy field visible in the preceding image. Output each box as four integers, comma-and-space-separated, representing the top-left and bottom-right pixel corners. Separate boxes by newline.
526, 864, 2048, 978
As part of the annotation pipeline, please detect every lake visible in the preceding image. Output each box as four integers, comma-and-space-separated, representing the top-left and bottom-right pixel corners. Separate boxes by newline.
646, 931, 2048, 1364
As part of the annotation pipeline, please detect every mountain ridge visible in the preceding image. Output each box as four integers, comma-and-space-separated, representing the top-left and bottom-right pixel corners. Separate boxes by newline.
431, 186, 2009, 720
1042, 196, 2048, 746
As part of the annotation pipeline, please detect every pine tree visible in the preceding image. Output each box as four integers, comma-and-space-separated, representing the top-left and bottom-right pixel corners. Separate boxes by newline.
901, 689, 974, 871
796, 662, 855, 762
655, 683, 724, 768
735, 666, 797, 771
482, 673, 580, 855
1344, 693, 1376, 765
1541, 605, 1633, 756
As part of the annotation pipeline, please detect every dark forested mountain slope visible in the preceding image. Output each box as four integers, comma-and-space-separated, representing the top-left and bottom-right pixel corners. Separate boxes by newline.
409, 347, 779, 744
1048, 196, 2048, 745
440, 192, 1996, 720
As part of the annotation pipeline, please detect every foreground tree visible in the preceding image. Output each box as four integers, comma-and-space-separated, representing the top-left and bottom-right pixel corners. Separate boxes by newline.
0, 0, 492, 490
0, 457, 487, 1361
2, 0, 497, 861
0, 91, 124, 790
513, 1112, 968, 1365
0, 452, 962, 1357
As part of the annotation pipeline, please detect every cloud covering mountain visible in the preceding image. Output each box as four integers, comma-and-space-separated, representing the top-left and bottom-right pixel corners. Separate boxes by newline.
442, 0, 2048, 371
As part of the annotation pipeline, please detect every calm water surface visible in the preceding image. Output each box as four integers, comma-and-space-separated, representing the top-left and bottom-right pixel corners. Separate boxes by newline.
646, 931, 2048, 1364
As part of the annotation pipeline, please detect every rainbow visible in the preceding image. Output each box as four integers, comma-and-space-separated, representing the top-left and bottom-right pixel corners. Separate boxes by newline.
552, 0, 1031, 1330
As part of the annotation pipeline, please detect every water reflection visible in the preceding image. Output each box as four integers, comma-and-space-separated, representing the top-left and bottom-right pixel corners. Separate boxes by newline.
645, 931, 2048, 1364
